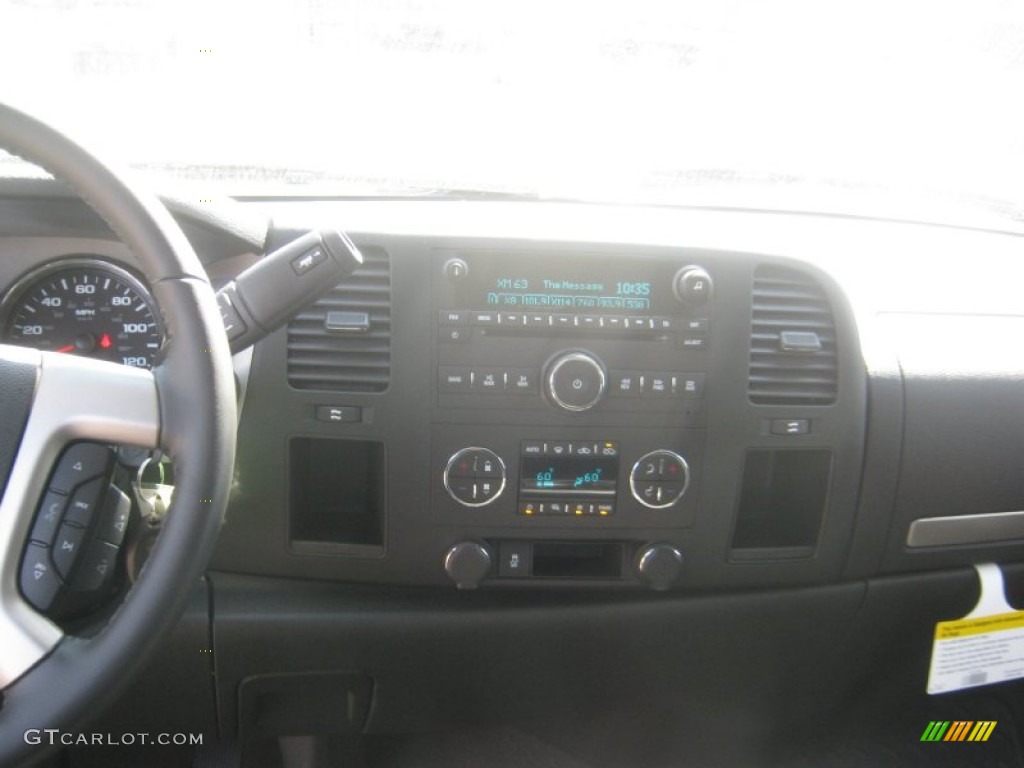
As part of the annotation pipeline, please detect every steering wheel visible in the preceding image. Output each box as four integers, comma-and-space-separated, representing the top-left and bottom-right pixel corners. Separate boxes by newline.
0, 104, 236, 765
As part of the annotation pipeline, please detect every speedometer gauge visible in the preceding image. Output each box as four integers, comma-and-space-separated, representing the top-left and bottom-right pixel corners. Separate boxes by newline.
1, 258, 165, 369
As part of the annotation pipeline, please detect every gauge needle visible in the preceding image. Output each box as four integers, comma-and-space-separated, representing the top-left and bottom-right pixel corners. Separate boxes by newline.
55, 344, 76, 353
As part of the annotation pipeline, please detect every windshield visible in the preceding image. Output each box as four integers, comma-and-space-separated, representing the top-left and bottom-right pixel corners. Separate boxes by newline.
2, 0, 1023, 228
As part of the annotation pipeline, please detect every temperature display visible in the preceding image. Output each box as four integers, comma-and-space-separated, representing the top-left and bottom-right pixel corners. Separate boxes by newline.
520, 456, 618, 496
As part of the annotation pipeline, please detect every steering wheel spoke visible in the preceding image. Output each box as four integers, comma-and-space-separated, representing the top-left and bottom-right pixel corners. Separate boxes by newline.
0, 344, 159, 688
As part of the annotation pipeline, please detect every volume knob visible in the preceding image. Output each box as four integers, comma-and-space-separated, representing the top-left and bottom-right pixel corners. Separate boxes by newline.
545, 352, 607, 412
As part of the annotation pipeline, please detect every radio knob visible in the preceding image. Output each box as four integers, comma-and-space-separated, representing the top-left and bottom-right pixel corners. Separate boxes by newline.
443, 257, 469, 281
673, 265, 713, 304
636, 544, 684, 591
545, 352, 607, 412
445, 541, 492, 589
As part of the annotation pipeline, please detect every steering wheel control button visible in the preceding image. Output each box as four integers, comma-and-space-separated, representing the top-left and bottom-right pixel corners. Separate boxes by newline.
20, 543, 64, 611
546, 352, 607, 412
52, 523, 88, 580
49, 443, 113, 495
630, 450, 690, 509
444, 448, 507, 507
30, 492, 68, 545
63, 477, 106, 528
673, 265, 713, 304
444, 541, 492, 589
71, 539, 119, 593
95, 486, 132, 546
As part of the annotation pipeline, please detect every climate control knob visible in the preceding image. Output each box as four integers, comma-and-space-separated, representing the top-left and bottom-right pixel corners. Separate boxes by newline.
445, 541, 492, 589
636, 543, 684, 591
545, 352, 607, 412
630, 450, 689, 508
444, 447, 506, 507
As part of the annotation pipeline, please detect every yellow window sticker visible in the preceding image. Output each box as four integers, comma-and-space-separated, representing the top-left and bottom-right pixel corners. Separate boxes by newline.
928, 564, 1024, 694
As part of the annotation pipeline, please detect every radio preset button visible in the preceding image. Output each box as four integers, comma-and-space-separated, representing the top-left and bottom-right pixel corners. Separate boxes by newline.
475, 369, 505, 391
499, 312, 525, 326
508, 369, 538, 394
552, 314, 574, 329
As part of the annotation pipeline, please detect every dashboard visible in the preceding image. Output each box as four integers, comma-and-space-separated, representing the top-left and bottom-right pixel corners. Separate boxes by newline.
4, 182, 1024, 764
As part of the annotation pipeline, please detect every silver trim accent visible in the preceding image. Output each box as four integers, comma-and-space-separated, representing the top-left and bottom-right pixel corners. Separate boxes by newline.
907, 510, 1024, 548
546, 352, 606, 412
442, 447, 507, 508
0, 347, 160, 687
629, 450, 690, 509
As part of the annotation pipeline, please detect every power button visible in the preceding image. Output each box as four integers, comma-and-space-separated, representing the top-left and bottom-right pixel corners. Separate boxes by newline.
546, 352, 607, 412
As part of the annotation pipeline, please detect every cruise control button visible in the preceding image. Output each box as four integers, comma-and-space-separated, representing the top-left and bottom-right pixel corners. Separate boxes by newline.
20, 542, 63, 611
71, 539, 119, 592
50, 443, 112, 495
52, 523, 88, 580
31, 492, 67, 546
95, 486, 132, 546
63, 477, 106, 528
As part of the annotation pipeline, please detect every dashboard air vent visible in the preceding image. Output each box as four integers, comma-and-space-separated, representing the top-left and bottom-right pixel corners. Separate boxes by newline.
748, 265, 837, 405
287, 246, 391, 392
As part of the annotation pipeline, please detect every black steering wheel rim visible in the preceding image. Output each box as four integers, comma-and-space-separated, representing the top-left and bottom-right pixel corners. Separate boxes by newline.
0, 103, 236, 765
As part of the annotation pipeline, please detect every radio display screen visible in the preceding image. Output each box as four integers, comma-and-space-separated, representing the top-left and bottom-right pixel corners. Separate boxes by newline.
520, 455, 619, 496
452, 252, 679, 314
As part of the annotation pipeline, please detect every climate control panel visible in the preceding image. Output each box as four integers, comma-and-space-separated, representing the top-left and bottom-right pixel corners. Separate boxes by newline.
433, 428, 703, 531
